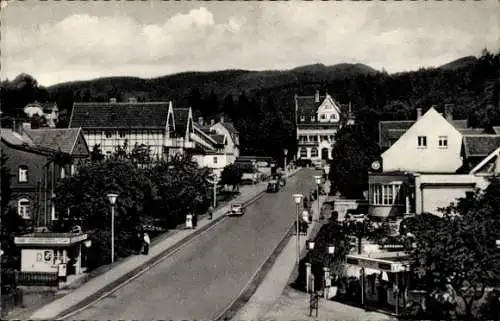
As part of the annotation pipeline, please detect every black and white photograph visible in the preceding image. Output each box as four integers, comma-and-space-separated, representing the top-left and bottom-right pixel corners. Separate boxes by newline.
0, 1, 499, 320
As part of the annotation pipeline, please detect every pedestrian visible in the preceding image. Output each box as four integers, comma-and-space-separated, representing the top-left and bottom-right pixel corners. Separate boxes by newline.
193, 213, 198, 228
143, 232, 150, 255
208, 206, 214, 220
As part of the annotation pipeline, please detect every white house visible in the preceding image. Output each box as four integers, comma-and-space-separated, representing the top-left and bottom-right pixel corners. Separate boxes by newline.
191, 115, 240, 175
24, 102, 59, 128
369, 106, 499, 218
295, 90, 354, 161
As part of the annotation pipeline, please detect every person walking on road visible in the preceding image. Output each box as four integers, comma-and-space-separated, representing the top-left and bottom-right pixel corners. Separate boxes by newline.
208, 206, 214, 220
143, 232, 150, 255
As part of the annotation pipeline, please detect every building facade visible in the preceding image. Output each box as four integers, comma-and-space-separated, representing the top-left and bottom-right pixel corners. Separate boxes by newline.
295, 90, 354, 161
1, 125, 89, 228
369, 106, 499, 218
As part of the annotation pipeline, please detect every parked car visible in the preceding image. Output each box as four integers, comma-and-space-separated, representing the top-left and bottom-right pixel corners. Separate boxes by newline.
228, 203, 245, 216
267, 179, 280, 193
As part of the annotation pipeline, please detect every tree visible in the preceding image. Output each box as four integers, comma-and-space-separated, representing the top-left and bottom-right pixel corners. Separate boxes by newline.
410, 177, 500, 319
149, 155, 210, 228
220, 163, 242, 191
329, 125, 380, 198
90, 144, 105, 162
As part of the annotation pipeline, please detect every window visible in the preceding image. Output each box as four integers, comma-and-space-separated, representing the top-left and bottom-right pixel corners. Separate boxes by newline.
329, 135, 335, 142
321, 114, 326, 120
70, 164, 76, 176
330, 114, 337, 120
417, 136, 427, 148
300, 148, 308, 158
119, 131, 127, 138
321, 135, 329, 142
300, 115, 305, 122
213, 156, 218, 164
105, 131, 113, 138
60, 167, 66, 179
369, 184, 405, 206
299, 135, 308, 143
438, 136, 448, 148
311, 116, 316, 122
309, 135, 318, 142
18, 166, 28, 182
311, 148, 318, 158
54, 249, 64, 264
18, 198, 31, 219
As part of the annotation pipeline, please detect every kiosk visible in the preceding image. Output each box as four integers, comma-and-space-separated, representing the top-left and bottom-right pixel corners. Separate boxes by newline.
14, 232, 88, 286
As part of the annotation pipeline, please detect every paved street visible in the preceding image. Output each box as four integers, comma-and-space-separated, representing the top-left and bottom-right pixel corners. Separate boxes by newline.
64, 168, 318, 321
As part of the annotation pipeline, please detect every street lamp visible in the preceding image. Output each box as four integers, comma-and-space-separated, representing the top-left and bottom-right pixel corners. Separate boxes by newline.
284, 148, 288, 171
107, 193, 118, 264
327, 244, 335, 254
293, 193, 304, 264
314, 175, 323, 220
83, 239, 92, 269
496, 239, 500, 249
206, 173, 220, 209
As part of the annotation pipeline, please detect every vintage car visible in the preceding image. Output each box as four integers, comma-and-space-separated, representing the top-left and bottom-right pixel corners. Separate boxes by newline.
227, 203, 245, 216
267, 180, 280, 193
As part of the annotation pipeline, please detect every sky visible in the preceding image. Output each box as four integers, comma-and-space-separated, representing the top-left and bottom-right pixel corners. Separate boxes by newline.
1, 1, 499, 87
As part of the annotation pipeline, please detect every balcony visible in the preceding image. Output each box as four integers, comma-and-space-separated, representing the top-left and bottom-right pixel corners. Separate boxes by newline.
164, 137, 195, 149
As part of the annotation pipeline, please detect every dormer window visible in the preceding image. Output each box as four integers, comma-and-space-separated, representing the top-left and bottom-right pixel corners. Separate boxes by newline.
18, 166, 28, 182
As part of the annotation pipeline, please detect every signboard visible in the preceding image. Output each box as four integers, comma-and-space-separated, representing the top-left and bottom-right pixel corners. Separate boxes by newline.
14, 234, 88, 246
58, 263, 67, 277
346, 256, 408, 273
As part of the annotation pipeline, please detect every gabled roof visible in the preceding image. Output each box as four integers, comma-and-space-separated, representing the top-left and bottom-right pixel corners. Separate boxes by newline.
463, 135, 500, 157
379, 111, 470, 148
295, 93, 342, 125
1, 128, 35, 147
470, 146, 500, 174
379, 121, 415, 148
173, 108, 190, 134
493, 126, 500, 134
69, 102, 170, 128
210, 134, 226, 145
24, 128, 82, 155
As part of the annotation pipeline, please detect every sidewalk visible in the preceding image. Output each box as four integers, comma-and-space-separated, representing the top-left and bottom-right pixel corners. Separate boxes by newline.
234, 192, 327, 320
233, 182, 395, 321
27, 168, 301, 320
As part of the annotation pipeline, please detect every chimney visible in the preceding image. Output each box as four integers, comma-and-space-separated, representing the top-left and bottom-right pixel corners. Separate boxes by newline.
110, 98, 117, 103
198, 116, 204, 126
128, 97, 137, 103
444, 104, 453, 121
315, 90, 320, 103
211, 119, 215, 126
417, 108, 422, 120
220, 115, 224, 123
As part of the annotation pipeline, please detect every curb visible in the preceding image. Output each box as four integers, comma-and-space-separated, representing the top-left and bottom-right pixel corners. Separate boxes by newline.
51, 188, 268, 320
38, 168, 301, 320
214, 221, 295, 321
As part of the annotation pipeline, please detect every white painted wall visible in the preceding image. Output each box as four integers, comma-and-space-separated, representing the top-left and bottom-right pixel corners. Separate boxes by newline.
21, 249, 58, 273
210, 123, 239, 157
382, 108, 463, 173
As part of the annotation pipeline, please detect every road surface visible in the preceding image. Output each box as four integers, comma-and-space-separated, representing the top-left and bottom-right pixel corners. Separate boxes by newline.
67, 168, 320, 321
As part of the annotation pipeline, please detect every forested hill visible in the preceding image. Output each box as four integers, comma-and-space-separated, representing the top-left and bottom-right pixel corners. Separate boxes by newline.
47, 63, 378, 103
1, 51, 498, 158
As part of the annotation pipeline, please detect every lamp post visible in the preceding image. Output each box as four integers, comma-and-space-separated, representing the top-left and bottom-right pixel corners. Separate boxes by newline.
314, 175, 323, 220
293, 194, 304, 264
206, 173, 220, 209
107, 193, 118, 264
306, 240, 315, 293
83, 239, 92, 269
284, 148, 288, 171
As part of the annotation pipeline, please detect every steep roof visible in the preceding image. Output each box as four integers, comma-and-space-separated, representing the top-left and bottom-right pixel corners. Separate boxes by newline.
379, 116, 471, 148
0, 128, 35, 147
210, 134, 226, 145
493, 126, 500, 134
24, 128, 82, 155
463, 135, 500, 157
379, 121, 415, 148
69, 102, 170, 128
295, 94, 344, 127
173, 108, 190, 135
